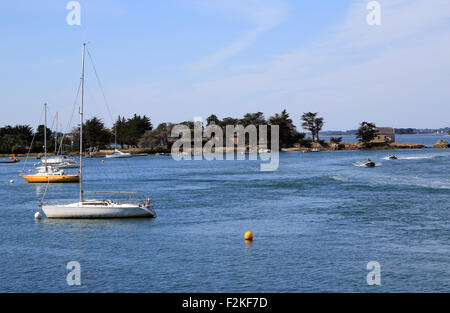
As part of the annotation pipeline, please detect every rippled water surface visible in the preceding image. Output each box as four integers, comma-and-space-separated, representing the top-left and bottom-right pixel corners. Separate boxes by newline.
0, 144, 449, 292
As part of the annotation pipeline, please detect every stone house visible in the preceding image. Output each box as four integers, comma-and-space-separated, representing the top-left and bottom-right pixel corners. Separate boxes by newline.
372, 127, 395, 143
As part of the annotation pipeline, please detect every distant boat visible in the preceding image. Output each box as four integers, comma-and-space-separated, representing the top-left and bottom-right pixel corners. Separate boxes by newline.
41, 43, 155, 219
106, 149, 132, 158
0, 155, 20, 164
106, 109, 132, 158
387, 154, 397, 160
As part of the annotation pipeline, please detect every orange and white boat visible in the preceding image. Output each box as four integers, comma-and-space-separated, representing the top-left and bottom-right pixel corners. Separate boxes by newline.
20, 166, 79, 183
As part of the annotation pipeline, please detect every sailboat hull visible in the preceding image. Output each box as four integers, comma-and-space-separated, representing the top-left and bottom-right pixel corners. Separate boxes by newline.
20, 174, 79, 183
42, 202, 155, 218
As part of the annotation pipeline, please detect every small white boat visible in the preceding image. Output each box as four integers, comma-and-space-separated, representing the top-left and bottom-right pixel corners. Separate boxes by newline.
106, 149, 132, 159
42, 199, 155, 219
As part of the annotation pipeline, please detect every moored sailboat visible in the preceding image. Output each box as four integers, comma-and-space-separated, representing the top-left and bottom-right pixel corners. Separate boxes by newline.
40, 43, 155, 219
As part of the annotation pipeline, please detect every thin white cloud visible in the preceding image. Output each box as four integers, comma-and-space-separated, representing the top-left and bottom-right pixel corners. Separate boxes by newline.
190, 0, 289, 69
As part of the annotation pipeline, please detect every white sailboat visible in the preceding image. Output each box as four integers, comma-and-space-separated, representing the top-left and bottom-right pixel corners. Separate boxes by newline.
106, 125, 132, 158
41, 43, 155, 219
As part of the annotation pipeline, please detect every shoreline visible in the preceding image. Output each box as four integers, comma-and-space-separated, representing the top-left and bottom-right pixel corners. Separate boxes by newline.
1, 141, 448, 158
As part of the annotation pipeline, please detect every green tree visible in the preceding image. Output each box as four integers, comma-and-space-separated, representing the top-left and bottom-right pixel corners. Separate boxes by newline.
124, 114, 153, 147
301, 112, 324, 142
84, 117, 111, 148
240, 112, 266, 127
220, 117, 239, 127
71, 117, 111, 150
314, 116, 324, 141
0, 125, 34, 153
206, 114, 220, 126
138, 123, 172, 150
239, 112, 267, 145
356, 122, 378, 146
33, 125, 53, 152
269, 110, 301, 148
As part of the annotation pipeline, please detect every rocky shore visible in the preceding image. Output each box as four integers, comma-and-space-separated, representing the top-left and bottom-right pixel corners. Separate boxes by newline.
282, 141, 434, 152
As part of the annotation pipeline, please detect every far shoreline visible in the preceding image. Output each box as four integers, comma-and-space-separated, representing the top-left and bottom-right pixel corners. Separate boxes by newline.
1, 140, 448, 158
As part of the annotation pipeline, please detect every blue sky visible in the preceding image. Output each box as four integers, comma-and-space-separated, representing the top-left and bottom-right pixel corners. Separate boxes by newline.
1, 0, 449, 131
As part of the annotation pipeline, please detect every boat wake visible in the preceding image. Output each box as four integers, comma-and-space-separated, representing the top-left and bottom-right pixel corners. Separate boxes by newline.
382, 155, 443, 160
398, 156, 435, 160
374, 177, 450, 190
330, 176, 351, 182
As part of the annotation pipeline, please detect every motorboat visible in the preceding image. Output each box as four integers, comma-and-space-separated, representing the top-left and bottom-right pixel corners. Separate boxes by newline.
105, 149, 132, 159
0, 155, 20, 164
364, 160, 376, 168
387, 154, 398, 160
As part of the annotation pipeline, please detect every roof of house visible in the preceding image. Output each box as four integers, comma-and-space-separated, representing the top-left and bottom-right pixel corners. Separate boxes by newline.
375, 127, 395, 135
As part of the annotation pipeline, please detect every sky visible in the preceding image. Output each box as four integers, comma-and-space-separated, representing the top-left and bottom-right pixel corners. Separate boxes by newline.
0, 0, 449, 132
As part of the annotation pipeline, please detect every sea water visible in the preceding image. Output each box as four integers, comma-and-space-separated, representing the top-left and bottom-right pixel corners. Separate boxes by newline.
0, 137, 448, 292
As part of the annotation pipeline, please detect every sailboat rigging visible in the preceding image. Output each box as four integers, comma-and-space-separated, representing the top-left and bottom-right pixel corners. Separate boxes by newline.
20, 103, 80, 183
37, 111, 78, 169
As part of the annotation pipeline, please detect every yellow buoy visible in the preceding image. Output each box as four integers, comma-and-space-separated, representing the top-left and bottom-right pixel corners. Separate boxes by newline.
244, 231, 253, 241
102, 160, 104, 163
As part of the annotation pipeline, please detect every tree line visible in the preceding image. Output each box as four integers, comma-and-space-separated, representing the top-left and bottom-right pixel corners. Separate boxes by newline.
139, 110, 326, 150
0, 114, 152, 154
1, 110, 384, 154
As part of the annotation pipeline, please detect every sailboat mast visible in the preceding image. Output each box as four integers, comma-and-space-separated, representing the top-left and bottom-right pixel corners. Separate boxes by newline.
55, 112, 58, 154
44, 103, 47, 172
79, 43, 86, 203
